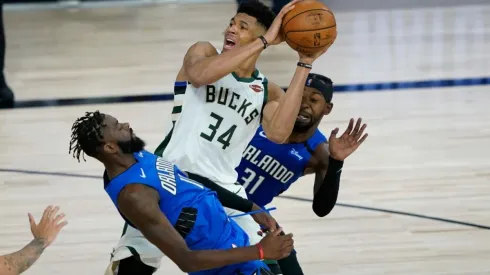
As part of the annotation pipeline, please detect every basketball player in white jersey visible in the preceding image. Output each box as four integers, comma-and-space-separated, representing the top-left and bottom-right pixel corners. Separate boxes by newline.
106, 0, 336, 274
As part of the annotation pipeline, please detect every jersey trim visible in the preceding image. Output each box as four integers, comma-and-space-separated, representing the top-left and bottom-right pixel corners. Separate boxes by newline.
154, 81, 188, 156
260, 77, 269, 123
154, 121, 175, 156
231, 69, 260, 83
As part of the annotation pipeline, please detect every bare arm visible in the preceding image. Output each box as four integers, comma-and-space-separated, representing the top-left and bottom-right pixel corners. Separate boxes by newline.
262, 65, 311, 143
118, 183, 260, 273
0, 239, 46, 275
181, 40, 265, 87
0, 205, 66, 275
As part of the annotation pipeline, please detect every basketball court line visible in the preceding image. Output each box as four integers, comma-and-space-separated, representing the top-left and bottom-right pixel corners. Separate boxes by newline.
278, 195, 490, 230
1, 167, 489, 230
2, 76, 489, 109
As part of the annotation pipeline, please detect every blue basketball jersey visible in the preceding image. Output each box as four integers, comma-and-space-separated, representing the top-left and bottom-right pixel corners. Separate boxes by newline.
104, 150, 234, 249
104, 150, 272, 275
235, 125, 327, 207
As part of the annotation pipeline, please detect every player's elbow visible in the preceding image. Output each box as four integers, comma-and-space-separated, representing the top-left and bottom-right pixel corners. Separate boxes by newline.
177, 263, 196, 273
186, 73, 206, 88
264, 130, 288, 144
268, 135, 288, 144
176, 255, 201, 273
312, 200, 334, 217
313, 208, 331, 218
174, 258, 195, 272
262, 124, 290, 144
186, 68, 216, 88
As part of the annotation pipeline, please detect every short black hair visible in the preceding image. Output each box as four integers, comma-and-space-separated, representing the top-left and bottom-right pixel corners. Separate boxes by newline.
236, 0, 276, 30
69, 111, 105, 162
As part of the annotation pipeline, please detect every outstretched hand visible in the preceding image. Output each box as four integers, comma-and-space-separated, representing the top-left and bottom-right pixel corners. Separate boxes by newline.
29, 205, 68, 248
329, 118, 368, 161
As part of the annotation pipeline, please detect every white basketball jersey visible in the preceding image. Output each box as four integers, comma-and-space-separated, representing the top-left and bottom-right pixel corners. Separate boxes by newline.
155, 68, 269, 186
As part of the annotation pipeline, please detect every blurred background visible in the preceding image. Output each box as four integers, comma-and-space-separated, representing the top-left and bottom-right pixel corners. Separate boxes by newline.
1, 0, 488, 107
0, 0, 489, 274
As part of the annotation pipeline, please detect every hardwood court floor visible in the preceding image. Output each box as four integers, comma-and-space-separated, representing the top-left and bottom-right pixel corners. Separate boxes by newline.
1, 2, 490, 275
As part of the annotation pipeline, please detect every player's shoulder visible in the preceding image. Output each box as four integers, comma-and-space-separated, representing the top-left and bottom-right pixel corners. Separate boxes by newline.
186, 41, 218, 57
306, 128, 328, 150
312, 128, 328, 141
265, 81, 284, 102
190, 41, 215, 49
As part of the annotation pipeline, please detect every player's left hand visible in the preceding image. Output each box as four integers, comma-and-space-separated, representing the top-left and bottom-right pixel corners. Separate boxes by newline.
29, 205, 68, 249
250, 204, 278, 233
328, 118, 368, 161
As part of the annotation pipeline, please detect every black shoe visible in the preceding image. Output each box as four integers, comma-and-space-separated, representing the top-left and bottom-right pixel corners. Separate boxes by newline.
0, 86, 14, 108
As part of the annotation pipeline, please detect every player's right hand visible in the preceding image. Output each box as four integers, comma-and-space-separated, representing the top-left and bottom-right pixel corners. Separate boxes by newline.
259, 228, 294, 260
29, 205, 68, 248
263, 0, 303, 46
298, 30, 337, 64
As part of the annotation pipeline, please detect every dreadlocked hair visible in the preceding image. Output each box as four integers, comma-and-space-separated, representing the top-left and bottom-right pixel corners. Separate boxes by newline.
69, 111, 105, 162
237, 0, 276, 30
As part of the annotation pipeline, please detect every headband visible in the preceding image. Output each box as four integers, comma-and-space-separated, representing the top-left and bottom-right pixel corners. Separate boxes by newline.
305, 76, 333, 103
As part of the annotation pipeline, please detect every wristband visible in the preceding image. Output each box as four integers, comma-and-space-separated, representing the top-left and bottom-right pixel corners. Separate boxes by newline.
297, 62, 312, 69
258, 35, 269, 49
255, 243, 264, 260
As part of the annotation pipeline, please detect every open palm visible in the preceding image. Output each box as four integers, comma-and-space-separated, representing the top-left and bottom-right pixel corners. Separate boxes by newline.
329, 118, 368, 161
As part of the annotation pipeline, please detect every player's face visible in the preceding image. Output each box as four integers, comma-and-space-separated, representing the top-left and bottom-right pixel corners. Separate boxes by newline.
223, 13, 263, 52
101, 114, 146, 155
294, 87, 333, 133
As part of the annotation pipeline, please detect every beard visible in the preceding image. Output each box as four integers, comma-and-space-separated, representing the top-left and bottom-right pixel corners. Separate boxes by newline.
293, 115, 321, 133
118, 135, 146, 154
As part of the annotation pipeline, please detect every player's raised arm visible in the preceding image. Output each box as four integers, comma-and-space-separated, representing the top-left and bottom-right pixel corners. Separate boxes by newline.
182, 40, 264, 88
261, 42, 335, 144
311, 118, 368, 217
180, 0, 300, 88
118, 183, 293, 273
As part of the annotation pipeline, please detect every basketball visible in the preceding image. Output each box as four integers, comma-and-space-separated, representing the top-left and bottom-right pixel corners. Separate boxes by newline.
281, 0, 337, 55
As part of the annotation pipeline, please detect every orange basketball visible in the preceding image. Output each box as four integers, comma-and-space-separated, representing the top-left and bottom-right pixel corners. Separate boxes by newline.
281, 0, 337, 55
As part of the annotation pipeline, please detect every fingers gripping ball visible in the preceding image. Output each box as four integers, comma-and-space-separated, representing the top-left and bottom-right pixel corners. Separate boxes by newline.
281, 0, 337, 55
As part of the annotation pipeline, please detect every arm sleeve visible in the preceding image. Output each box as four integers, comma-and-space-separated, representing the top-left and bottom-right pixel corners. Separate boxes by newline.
312, 156, 343, 217
186, 172, 254, 213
